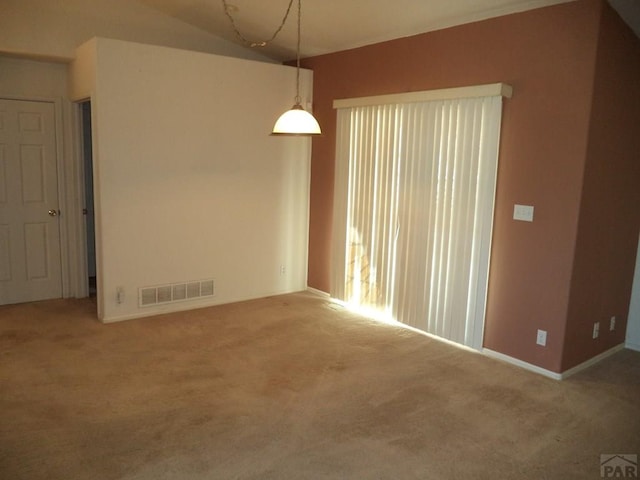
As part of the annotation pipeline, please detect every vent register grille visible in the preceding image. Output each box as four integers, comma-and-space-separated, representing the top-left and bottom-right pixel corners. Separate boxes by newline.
139, 279, 215, 307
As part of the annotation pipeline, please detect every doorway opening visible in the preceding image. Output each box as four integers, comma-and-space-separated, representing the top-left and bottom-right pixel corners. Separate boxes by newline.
80, 101, 97, 297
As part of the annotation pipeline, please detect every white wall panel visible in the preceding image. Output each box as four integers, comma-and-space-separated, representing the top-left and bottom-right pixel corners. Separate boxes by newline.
74, 38, 312, 322
627, 234, 640, 351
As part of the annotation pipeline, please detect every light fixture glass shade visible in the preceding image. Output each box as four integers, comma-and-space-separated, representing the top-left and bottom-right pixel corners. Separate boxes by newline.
271, 104, 321, 136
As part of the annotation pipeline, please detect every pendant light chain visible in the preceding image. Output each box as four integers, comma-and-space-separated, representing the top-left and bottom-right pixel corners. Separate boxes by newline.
222, 0, 295, 48
222, 0, 321, 135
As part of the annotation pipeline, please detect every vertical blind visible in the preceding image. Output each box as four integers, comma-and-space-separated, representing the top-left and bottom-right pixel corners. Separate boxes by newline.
331, 86, 508, 349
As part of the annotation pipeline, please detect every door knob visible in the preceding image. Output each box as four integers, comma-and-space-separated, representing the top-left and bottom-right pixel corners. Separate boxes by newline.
48, 209, 59, 217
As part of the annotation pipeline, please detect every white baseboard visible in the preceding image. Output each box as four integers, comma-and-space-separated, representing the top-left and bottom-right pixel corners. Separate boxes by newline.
625, 341, 640, 352
101, 288, 307, 324
306, 286, 330, 298
482, 349, 562, 380
559, 343, 625, 379
483, 343, 626, 380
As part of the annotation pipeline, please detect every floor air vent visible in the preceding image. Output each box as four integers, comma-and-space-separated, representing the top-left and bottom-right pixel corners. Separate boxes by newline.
139, 279, 215, 307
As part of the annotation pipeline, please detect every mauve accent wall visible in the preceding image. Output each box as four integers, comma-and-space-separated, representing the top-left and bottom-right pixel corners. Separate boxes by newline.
302, 0, 639, 372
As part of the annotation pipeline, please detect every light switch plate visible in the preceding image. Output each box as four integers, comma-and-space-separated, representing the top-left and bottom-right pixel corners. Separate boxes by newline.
514, 204, 534, 222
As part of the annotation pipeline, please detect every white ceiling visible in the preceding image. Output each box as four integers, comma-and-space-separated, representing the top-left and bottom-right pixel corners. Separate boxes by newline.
137, 0, 640, 62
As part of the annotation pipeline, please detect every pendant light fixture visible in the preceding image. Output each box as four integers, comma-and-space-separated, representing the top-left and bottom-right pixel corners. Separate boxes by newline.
222, 0, 321, 136
271, 0, 321, 136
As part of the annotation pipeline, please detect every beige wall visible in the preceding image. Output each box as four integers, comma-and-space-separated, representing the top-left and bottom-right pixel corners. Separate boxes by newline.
300, 0, 640, 373
71, 38, 312, 322
0, 56, 67, 97
0, 0, 273, 63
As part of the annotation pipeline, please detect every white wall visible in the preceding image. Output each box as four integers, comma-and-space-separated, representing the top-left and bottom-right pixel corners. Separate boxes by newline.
627, 234, 640, 351
0, 56, 67, 97
0, 0, 273, 63
70, 38, 312, 322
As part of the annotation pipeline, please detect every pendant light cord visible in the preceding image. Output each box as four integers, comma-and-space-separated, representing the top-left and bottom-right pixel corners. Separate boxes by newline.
295, 0, 302, 105
222, 0, 295, 48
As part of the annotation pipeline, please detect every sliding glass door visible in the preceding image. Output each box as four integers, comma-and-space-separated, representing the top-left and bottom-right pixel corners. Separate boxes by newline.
332, 86, 507, 349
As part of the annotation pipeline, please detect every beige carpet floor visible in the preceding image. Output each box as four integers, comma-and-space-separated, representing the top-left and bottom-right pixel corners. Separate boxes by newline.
0, 291, 639, 480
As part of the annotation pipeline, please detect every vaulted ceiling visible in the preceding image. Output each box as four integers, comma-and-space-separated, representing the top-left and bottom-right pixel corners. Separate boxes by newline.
137, 0, 640, 61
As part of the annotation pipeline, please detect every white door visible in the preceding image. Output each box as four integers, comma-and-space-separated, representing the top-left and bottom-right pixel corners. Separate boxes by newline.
0, 98, 62, 305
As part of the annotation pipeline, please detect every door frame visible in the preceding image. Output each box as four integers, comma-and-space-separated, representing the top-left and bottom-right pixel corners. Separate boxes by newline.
71, 97, 102, 314
72, 99, 93, 300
